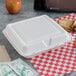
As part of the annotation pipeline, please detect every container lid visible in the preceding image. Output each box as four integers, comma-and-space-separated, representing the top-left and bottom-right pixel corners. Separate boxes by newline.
3, 15, 72, 58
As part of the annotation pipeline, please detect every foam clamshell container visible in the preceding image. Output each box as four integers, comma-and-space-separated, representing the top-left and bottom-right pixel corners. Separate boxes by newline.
3, 15, 72, 58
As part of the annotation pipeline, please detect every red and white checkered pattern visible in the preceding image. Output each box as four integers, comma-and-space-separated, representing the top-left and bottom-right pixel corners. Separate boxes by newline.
29, 13, 76, 76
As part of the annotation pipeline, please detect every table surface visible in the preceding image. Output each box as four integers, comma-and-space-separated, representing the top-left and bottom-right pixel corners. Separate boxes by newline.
0, 0, 74, 75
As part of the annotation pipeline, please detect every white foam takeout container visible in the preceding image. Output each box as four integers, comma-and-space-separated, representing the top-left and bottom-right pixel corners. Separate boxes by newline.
3, 15, 72, 58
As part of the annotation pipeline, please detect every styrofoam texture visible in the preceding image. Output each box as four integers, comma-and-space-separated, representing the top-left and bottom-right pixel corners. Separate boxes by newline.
3, 15, 72, 58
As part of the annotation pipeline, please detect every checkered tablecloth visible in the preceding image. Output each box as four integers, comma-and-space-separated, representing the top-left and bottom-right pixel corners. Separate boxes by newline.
29, 13, 76, 76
